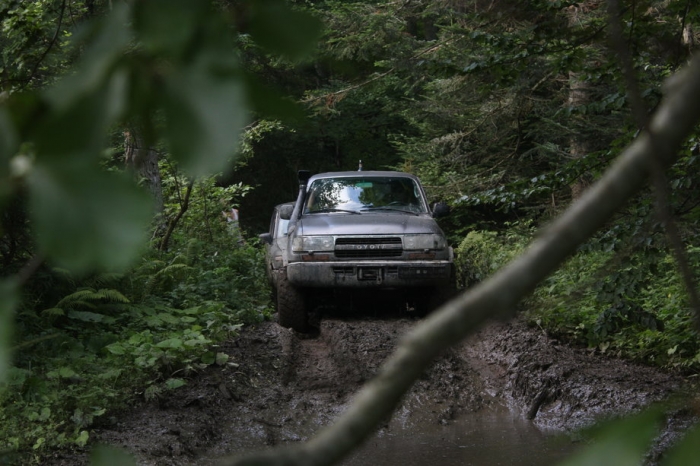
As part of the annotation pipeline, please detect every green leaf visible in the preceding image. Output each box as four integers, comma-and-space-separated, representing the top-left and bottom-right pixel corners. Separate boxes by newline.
156, 338, 184, 349
105, 343, 125, 355
165, 378, 186, 390
156, 313, 180, 325
0, 280, 18, 383
162, 57, 248, 177
39, 407, 51, 422
46, 4, 131, 111
662, 424, 700, 466
185, 337, 210, 347
145, 315, 164, 327
134, 0, 205, 58
243, 73, 304, 122
0, 107, 18, 182
201, 351, 215, 365
75, 430, 90, 447
28, 161, 152, 272
249, 1, 322, 61
90, 445, 137, 466
58, 367, 76, 378
3, 366, 30, 387
36, 69, 129, 157
559, 408, 661, 466
41, 307, 66, 318
215, 352, 229, 366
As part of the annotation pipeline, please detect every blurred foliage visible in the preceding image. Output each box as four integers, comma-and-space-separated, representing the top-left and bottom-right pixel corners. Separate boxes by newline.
1, 0, 700, 464
0, 0, 315, 462
561, 408, 662, 466
0, 162, 271, 459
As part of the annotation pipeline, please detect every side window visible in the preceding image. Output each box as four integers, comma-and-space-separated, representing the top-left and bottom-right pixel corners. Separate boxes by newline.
269, 211, 277, 236
277, 219, 290, 238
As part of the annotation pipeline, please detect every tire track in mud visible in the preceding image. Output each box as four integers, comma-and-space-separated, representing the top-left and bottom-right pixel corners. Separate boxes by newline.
44, 316, 691, 466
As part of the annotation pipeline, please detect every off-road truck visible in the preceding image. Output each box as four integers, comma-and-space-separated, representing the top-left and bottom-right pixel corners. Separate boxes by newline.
261, 169, 454, 332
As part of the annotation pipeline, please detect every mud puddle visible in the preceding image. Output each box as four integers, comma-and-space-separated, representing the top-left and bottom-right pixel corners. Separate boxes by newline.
45, 310, 690, 466
344, 404, 575, 466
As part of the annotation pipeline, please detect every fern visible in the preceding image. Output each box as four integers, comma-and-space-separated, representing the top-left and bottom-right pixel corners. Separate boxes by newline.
184, 240, 201, 265
51, 288, 130, 313
41, 308, 65, 319
87, 273, 124, 289
145, 263, 191, 294
169, 252, 190, 266
92, 289, 130, 304
134, 259, 167, 276
51, 267, 76, 287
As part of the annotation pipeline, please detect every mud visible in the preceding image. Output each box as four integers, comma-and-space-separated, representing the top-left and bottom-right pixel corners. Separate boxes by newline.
45, 311, 693, 466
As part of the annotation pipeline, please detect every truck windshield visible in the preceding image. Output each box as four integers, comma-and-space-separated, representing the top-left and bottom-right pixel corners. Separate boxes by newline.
304, 177, 427, 214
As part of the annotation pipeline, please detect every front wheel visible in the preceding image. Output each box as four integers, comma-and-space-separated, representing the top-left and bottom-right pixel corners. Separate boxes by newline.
426, 283, 456, 313
276, 270, 309, 332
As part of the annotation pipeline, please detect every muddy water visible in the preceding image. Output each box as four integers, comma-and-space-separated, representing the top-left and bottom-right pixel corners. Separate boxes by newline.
53, 319, 682, 466
344, 405, 575, 466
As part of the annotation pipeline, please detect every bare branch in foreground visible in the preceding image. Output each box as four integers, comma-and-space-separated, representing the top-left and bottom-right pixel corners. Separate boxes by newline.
226, 55, 700, 466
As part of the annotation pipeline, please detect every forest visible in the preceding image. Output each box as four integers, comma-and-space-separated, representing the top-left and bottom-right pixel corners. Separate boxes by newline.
1, 0, 700, 464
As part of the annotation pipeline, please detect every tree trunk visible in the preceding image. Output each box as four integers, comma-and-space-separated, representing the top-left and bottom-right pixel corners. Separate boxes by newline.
565, 1, 600, 201
124, 128, 164, 214
568, 70, 591, 201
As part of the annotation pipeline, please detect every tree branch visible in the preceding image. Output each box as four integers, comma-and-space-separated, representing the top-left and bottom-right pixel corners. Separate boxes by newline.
158, 180, 194, 252
226, 53, 700, 466
23, 0, 67, 90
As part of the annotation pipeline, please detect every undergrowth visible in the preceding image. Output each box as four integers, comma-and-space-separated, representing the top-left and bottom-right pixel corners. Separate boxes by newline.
454, 224, 700, 374
0, 239, 270, 463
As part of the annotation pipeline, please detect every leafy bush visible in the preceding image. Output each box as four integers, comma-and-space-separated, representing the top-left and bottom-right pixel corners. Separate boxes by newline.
0, 239, 271, 461
454, 225, 700, 372
529, 243, 700, 371
454, 226, 531, 289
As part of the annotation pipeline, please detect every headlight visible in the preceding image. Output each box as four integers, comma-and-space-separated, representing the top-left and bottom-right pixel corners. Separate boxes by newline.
404, 234, 446, 250
292, 235, 335, 252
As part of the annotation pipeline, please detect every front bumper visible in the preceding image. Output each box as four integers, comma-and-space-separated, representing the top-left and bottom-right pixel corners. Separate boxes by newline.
286, 260, 453, 288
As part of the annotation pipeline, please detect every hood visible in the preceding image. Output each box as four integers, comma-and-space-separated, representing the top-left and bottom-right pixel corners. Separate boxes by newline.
296, 212, 444, 236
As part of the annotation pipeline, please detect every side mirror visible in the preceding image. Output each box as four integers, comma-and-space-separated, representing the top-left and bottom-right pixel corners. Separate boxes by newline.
279, 204, 294, 220
258, 233, 273, 245
432, 202, 450, 218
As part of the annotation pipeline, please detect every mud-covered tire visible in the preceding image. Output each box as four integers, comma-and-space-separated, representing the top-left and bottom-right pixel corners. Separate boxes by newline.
270, 269, 282, 303
426, 284, 456, 313
276, 270, 309, 332
424, 269, 458, 314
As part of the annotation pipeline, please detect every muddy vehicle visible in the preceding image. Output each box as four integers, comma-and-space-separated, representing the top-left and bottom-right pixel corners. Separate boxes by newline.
260, 169, 454, 332
259, 202, 294, 291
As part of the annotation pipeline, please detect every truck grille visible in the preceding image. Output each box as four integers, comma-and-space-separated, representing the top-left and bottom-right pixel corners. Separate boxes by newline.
334, 237, 403, 259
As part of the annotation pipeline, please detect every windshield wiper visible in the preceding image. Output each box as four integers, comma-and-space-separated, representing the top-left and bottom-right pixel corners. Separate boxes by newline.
307, 208, 361, 215
362, 206, 420, 216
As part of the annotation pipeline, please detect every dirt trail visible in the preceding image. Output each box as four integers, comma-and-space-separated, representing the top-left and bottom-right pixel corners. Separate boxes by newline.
46, 312, 692, 466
